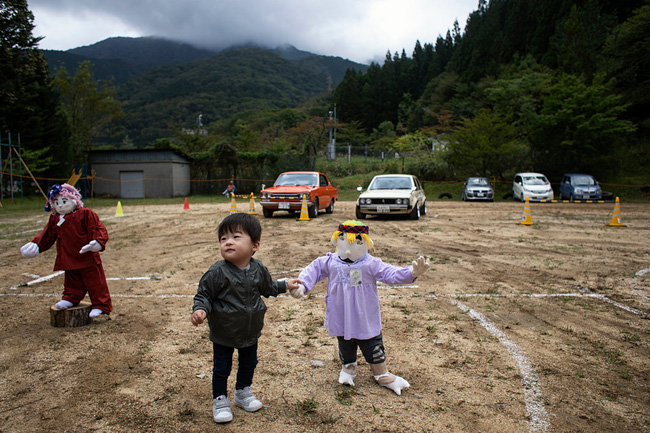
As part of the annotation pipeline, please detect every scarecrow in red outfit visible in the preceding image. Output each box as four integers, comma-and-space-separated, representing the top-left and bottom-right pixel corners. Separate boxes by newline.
20, 183, 112, 318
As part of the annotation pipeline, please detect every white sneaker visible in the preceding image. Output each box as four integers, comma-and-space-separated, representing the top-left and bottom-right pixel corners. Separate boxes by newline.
213, 395, 233, 423
234, 387, 263, 412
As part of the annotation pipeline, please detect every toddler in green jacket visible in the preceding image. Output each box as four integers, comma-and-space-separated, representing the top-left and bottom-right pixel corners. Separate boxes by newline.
191, 213, 300, 423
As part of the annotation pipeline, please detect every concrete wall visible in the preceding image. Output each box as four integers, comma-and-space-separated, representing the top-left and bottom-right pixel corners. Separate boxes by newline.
90, 150, 190, 198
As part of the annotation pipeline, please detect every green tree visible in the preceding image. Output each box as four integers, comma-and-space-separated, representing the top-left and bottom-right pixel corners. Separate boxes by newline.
53, 61, 123, 165
447, 108, 527, 179
0, 0, 69, 177
529, 74, 636, 178
602, 3, 650, 127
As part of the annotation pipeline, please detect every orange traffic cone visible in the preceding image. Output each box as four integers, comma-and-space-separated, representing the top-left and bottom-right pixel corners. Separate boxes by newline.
115, 201, 124, 217
607, 197, 625, 227
183, 197, 190, 210
229, 196, 237, 214
297, 194, 310, 221
247, 193, 258, 215
519, 196, 533, 226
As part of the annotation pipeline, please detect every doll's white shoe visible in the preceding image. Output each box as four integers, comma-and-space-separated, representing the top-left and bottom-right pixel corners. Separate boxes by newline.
374, 373, 409, 395
338, 362, 357, 386
54, 300, 74, 310
89, 308, 103, 318
213, 395, 233, 423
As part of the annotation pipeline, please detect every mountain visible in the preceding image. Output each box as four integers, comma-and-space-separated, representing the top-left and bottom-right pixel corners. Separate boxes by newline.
43, 37, 219, 84
118, 46, 352, 144
41, 37, 368, 145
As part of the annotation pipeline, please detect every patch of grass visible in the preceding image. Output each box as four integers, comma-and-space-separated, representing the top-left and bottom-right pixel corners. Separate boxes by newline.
296, 397, 319, 414
335, 387, 358, 405
620, 330, 641, 342
303, 324, 315, 337
612, 368, 632, 380
283, 308, 297, 321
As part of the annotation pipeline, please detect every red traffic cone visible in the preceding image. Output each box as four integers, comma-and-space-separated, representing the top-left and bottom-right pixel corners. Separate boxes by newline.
183, 197, 190, 210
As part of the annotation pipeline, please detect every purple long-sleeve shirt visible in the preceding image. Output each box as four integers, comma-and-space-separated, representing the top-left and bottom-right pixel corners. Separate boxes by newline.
298, 252, 415, 340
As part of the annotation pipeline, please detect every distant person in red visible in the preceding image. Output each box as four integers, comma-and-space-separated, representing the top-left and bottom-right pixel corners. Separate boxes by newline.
223, 180, 236, 198
20, 183, 112, 318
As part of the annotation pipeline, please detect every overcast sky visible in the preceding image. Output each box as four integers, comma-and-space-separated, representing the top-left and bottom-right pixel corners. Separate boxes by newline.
29, 0, 478, 64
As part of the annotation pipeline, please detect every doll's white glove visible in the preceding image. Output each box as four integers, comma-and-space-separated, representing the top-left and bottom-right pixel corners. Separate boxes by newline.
289, 284, 306, 299
80, 240, 102, 254
20, 242, 40, 258
409, 256, 430, 278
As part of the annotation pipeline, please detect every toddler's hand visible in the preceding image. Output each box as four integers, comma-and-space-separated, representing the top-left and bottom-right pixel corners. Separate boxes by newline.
191, 309, 207, 326
287, 278, 301, 291
410, 256, 430, 278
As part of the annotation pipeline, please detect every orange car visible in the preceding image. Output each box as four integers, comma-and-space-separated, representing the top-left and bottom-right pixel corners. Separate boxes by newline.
260, 171, 338, 218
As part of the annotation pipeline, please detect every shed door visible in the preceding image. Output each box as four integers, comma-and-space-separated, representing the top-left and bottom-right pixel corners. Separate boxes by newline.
120, 171, 144, 198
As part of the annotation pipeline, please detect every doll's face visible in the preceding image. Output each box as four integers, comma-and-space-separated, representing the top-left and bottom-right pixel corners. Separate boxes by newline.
334, 234, 368, 262
52, 196, 76, 215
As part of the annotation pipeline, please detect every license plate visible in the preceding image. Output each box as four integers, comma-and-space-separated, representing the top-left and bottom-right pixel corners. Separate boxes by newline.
377, 205, 390, 213
278, 202, 290, 209
477, 192, 484, 197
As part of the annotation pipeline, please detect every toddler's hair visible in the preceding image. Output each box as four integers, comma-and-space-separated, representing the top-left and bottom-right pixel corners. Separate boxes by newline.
217, 213, 262, 243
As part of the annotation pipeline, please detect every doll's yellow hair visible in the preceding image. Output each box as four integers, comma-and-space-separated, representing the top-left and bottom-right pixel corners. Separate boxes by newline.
331, 220, 374, 249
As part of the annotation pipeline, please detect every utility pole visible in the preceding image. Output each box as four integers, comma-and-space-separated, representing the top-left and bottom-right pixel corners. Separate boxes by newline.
327, 105, 337, 160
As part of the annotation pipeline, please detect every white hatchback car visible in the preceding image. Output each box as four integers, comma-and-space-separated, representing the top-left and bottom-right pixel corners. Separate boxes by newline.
513, 172, 554, 202
356, 174, 427, 220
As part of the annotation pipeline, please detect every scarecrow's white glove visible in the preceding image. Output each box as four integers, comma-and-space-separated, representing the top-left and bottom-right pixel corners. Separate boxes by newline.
20, 242, 40, 258
80, 240, 102, 254
410, 256, 430, 278
290, 284, 306, 299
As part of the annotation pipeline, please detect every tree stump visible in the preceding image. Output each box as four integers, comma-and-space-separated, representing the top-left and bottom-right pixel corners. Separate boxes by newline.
50, 302, 92, 327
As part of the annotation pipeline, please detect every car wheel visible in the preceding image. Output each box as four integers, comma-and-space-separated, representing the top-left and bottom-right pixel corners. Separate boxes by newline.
421, 201, 427, 215
409, 204, 420, 220
326, 199, 334, 214
262, 207, 274, 218
355, 206, 365, 219
308, 197, 319, 218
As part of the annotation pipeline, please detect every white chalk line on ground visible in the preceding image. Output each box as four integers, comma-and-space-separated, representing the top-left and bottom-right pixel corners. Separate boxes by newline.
452, 299, 550, 433
3, 271, 647, 317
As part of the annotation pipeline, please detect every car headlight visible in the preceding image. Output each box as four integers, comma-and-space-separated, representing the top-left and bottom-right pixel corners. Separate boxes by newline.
261, 192, 268, 199
574, 188, 583, 194
395, 198, 402, 205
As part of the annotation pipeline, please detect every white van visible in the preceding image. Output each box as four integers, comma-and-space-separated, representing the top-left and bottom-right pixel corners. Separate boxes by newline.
513, 172, 554, 201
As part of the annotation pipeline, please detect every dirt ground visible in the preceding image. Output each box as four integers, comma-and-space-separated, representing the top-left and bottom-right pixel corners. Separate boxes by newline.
1, 199, 648, 433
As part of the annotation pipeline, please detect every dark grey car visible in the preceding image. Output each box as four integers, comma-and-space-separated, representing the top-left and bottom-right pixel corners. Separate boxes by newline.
461, 177, 494, 201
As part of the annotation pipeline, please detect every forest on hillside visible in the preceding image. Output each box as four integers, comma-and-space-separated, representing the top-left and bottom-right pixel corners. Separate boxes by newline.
1, 0, 648, 196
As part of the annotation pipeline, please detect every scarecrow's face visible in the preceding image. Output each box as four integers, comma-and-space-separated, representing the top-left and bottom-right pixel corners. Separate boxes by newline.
334, 233, 368, 262
52, 195, 76, 215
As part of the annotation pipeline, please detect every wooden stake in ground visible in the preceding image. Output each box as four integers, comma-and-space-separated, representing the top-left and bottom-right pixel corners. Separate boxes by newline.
50, 302, 92, 327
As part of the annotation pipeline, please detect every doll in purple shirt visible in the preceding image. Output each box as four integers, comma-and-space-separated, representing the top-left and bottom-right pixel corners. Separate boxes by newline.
291, 220, 429, 395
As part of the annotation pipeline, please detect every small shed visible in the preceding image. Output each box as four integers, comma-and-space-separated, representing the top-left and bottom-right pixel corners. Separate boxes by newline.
89, 149, 191, 198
